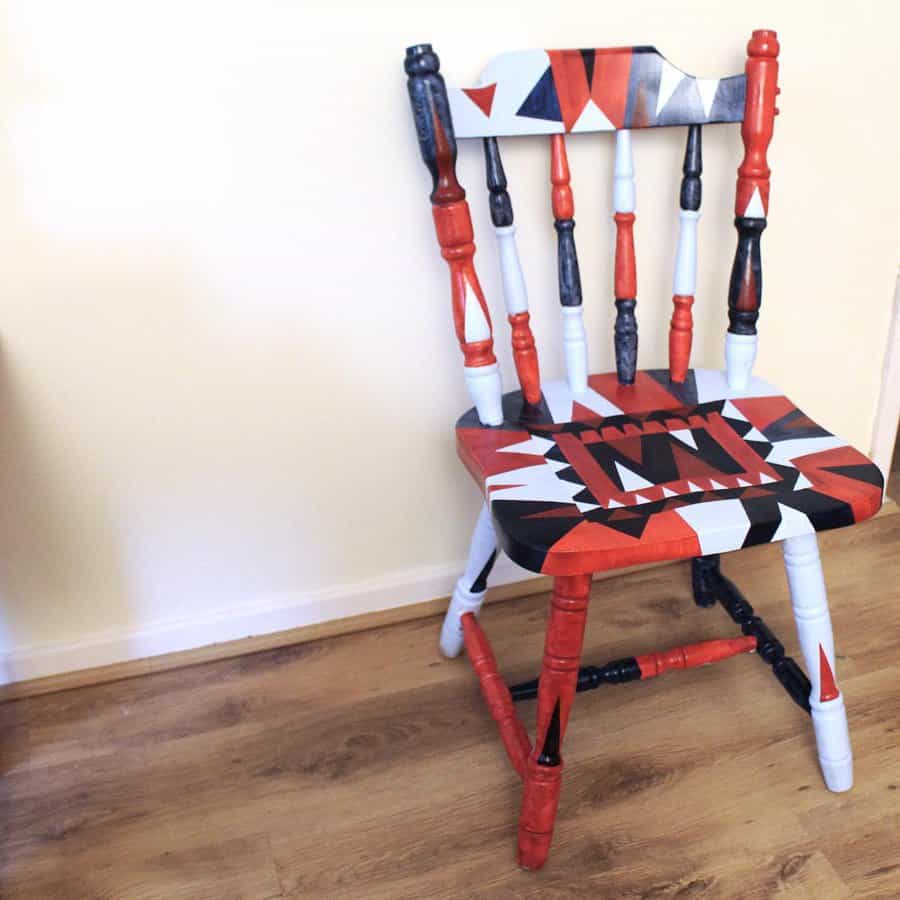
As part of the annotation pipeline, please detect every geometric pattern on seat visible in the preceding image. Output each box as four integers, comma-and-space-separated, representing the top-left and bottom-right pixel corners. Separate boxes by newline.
457, 369, 883, 575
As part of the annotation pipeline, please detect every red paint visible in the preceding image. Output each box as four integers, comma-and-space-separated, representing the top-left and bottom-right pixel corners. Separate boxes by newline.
588, 372, 685, 413
430, 109, 465, 204
591, 48, 632, 129
613, 212, 637, 299
553, 432, 621, 507
636, 636, 757, 679
548, 50, 592, 133
508, 312, 542, 405
550, 135, 574, 220
818, 644, 839, 702
734, 30, 780, 217
669, 294, 694, 383
518, 573, 592, 870
461, 613, 532, 778
461, 83, 497, 117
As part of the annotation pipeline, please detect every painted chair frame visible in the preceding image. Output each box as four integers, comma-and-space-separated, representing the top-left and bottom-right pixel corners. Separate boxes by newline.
404, 32, 882, 870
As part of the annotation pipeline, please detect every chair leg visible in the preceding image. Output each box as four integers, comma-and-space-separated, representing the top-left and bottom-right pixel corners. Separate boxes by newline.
518, 573, 592, 870
782, 533, 853, 792
439, 503, 498, 658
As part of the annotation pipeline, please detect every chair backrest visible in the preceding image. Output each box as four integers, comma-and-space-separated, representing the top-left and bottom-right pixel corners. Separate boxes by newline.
404, 33, 780, 426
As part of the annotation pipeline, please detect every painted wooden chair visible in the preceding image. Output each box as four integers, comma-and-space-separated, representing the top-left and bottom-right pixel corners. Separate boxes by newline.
403, 32, 883, 870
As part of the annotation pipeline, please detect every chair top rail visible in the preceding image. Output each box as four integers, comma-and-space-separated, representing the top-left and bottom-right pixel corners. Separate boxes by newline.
447, 46, 746, 138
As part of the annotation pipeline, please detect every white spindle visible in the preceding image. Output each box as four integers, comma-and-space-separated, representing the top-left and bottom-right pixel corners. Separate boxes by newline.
495, 225, 528, 315
440, 503, 498, 658
725, 332, 757, 391
782, 533, 853, 792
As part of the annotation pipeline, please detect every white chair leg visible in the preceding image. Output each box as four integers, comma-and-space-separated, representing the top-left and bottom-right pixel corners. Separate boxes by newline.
782, 533, 853, 792
440, 503, 498, 658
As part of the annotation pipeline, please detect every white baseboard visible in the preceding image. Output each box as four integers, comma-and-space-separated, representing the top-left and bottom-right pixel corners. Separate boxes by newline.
0, 554, 534, 686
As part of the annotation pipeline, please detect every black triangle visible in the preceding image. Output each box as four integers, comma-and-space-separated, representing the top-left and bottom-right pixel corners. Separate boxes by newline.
579, 48, 595, 89
821, 464, 884, 489
516, 67, 562, 122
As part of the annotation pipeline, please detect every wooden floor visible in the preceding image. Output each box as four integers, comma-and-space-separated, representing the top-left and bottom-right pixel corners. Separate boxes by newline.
2, 515, 899, 899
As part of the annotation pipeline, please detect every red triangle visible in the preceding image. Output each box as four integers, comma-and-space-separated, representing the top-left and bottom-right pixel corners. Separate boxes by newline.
523, 505, 583, 519
608, 508, 642, 520
610, 435, 644, 465
818, 645, 839, 702
462, 83, 497, 118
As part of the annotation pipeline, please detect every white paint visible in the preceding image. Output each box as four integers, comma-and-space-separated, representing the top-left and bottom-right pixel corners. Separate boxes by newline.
782, 534, 853, 791
742, 425, 767, 442
486, 458, 583, 507
656, 61, 683, 115
771, 502, 814, 541
662, 487, 678, 498
694, 368, 780, 403
463, 277, 492, 343
725, 331, 758, 390
541, 378, 576, 424
673, 209, 700, 296
765, 436, 846, 467
743, 186, 766, 218
613, 130, 636, 213
722, 400, 750, 422
794, 473, 813, 490
674, 498, 751, 553
670, 429, 697, 450
494, 224, 529, 316
572, 99, 615, 132
439, 503, 497, 658
464, 362, 504, 426
696, 78, 719, 118
615, 461, 654, 492
561, 305, 589, 394
498, 434, 555, 456
576, 387, 624, 418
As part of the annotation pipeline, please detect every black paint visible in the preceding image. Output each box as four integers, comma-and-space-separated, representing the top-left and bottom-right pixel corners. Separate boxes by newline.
555, 219, 583, 308
693, 556, 812, 714
510, 657, 642, 702
727, 216, 766, 336
483, 137, 513, 227
470, 550, 498, 594
537, 700, 562, 765
680, 125, 702, 211
614, 298, 638, 384
404, 44, 461, 203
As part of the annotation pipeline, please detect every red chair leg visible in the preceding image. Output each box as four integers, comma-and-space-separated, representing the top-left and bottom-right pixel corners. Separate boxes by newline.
518, 572, 592, 870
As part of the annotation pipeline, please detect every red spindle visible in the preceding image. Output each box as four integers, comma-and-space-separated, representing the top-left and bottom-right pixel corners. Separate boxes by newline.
461, 613, 532, 779
669, 295, 694, 383
550, 134, 574, 219
614, 212, 637, 299
635, 635, 757, 679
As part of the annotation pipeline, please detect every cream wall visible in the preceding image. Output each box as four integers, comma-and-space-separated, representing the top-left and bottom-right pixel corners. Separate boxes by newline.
0, 0, 897, 681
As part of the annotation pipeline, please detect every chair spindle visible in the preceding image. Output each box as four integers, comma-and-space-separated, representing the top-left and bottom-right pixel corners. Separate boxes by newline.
669, 125, 702, 383
726, 30, 780, 390
613, 130, 638, 385
550, 134, 588, 394
483, 137, 542, 405
405, 44, 504, 426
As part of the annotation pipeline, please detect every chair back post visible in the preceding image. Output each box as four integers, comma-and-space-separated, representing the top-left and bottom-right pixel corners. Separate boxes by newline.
725, 29, 780, 389
483, 137, 542, 405
669, 125, 702, 383
550, 134, 589, 394
405, 44, 504, 425
613, 130, 638, 385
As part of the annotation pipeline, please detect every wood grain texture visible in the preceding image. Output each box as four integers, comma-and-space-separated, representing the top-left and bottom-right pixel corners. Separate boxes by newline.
1, 514, 899, 897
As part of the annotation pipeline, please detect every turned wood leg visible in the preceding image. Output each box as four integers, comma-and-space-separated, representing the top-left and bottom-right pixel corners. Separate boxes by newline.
518, 573, 592, 870
782, 533, 853, 792
439, 503, 498, 658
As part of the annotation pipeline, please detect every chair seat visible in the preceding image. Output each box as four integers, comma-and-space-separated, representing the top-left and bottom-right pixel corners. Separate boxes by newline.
456, 368, 883, 575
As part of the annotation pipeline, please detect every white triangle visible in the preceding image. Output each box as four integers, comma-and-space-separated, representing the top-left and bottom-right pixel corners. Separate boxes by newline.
633, 494, 649, 504
760, 472, 776, 484
709, 480, 727, 491
662, 486, 678, 498
737, 478, 752, 488
572, 99, 615, 132
744, 426, 767, 442
744, 187, 766, 218
656, 61, 683, 115
463, 277, 491, 342
722, 400, 749, 422
686, 482, 704, 494
772, 503, 814, 542
794, 473, 813, 490
696, 78, 719, 118
607, 498, 624, 508
498, 435, 555, 456
614, 460, 655, 492
575, 501, 601, 513
670, 429, 697, 450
